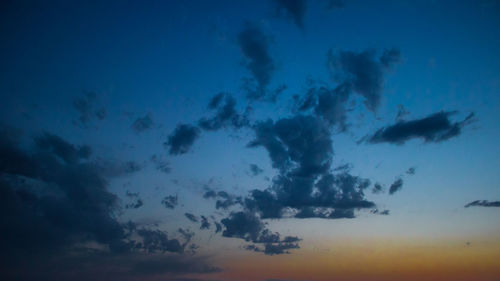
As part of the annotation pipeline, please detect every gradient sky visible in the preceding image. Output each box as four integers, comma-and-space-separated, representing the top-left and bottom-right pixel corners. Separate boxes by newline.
1, 1, 499, 281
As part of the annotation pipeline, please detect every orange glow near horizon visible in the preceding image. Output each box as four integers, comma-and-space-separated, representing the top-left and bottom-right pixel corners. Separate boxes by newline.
209, 236, 500, 281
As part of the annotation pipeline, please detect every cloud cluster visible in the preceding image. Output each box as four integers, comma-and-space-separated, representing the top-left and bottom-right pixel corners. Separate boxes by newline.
0, 128, 205, 279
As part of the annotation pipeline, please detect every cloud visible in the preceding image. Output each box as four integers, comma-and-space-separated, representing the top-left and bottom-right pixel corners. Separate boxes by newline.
1, 252, 221, 281
246, 115, 375, 220
162, 195, 178, 209
464, 200, 500, 208
35, 132, 92, 164
238, 23, 275, 100
131, 113, 154, 133
389, 178, 403, 195
406, 167, 416, 175
295, 83, 351, 130
165, 124, 201, 155
250, 164, 264, 176
0, 129, 202, 279
367, 111, 475, 144
125, 191, 144, 209
221, 211, 300, 255
185, 213, 199, 223
372, 183, 384, 194
72, 91, 106, 126
199, 93, 249, 130
274, 0, 307, 29
200, 216, 211, 230
151, 154, 171, 174
327, 48, 401, 111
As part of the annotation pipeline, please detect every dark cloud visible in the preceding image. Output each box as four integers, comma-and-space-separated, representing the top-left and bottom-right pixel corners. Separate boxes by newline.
151, 154, 171, 174
72, 91, 106, 126
274, 0, 307, 29
200, 216, 211, 230
185, 213, 199, 223
165, 124, 201, 155
250, 164, 264, 176
327, 48, 401, 111
199, 93, 249, 131
295, 83, 351, 130
389, 178, 403, 195
246, 115, 375, 220
406, 167, 416, 175
221, 211, 264, 242
238, 23, 275, 100
35, 132, 92, 164
125, 191, 144, 209
368, 111, 475, 144
1, 252, 221, 281
372, 183, 384, 194
464, 200, 500, 208
0, 129, 202, 280
221, 211, 300, 255
379, 48, 401, 68
202, 188, 243, 210
131, 113, 154, 133
162, 195, 178, 209
371, 209, 390, 215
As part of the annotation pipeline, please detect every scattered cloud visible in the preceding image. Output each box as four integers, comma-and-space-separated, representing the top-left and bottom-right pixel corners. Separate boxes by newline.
464, 200, 500, 208
367, 111, 475, 144
131, 113, 154, 133
165, 124, 201, 155
238, 23, 275, 100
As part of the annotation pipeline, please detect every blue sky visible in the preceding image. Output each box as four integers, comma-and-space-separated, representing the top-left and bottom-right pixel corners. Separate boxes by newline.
0, 1, 499, 281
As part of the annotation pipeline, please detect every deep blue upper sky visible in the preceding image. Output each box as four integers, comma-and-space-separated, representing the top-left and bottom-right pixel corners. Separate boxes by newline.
0, 1, 499, 281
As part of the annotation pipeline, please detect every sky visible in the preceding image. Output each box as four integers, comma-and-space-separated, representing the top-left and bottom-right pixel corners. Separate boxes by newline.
0, 0, 499, 281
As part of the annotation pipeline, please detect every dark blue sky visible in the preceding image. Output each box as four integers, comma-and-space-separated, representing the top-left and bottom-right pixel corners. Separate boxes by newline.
1, 1, 499, 281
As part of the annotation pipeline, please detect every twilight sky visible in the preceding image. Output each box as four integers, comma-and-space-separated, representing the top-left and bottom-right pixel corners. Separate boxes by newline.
1, 1, 500, 281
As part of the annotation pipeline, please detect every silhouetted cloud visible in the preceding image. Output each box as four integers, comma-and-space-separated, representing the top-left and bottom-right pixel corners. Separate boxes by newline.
200, 216, 211, 230
372, 183, 384, 194
151, 154, 171, 174
162, 195, 178, 209
221, 211, 300, 255
464, 200, 500, 208
295, 83, 351, 130
35, 132, 92, 164
250, 164, 264, 176
199, 93, 249, 130
368, 111, 475, 144
327, 48, 401, 111
389, 178, 403, 195
238, 23, 275, 100
125, 190, 144, 209
185, 213, 199, 223
246, 115, 375, 220
0, 129, 202, 280
274, 0, 307, 29
131, 113, 154, 133
406, 167, 416, 175
72, 91, 106, 126
379, 48, 401, 68
165, 124, 201, 155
